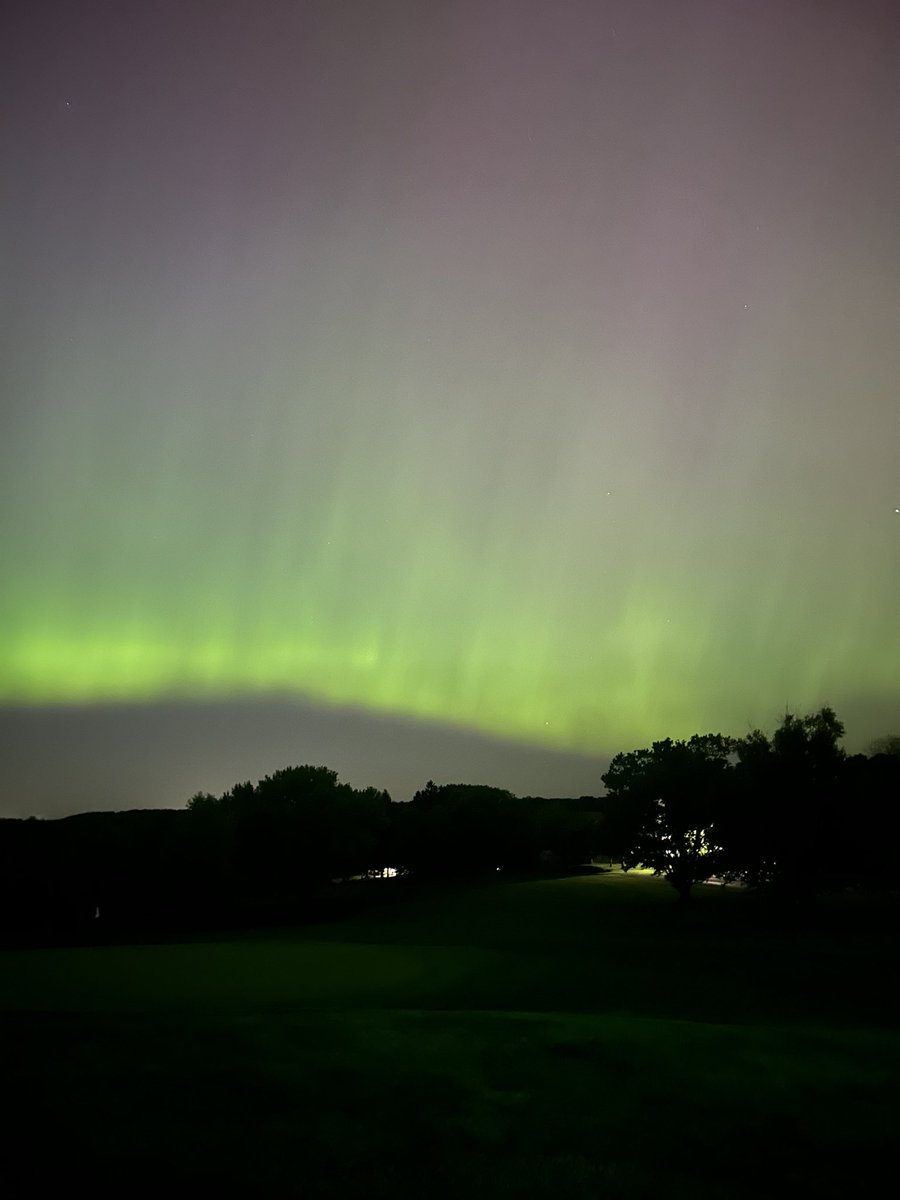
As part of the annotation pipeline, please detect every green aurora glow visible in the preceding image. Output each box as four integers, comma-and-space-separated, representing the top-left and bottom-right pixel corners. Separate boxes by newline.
3, 1, 899, 762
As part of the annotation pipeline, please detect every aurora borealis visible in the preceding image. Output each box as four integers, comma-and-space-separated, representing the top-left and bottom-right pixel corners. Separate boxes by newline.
2, 1, 899, 812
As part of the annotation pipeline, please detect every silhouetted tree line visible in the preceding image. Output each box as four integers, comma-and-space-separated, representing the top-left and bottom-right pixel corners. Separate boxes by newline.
0, 768, 602, 942
1, 707, 896, 940
602, 708, 900, 901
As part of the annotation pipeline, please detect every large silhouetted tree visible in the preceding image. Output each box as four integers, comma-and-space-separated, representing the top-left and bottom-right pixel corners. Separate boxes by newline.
397, 782, 516, 877
726, 707, 847, 894
185, 765, 393, 915
601, 734, 735, 901
840, 750, 900, 888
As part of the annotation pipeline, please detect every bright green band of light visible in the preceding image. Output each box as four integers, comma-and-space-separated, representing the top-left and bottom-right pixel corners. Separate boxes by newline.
3, 371, 897, 753
3, 0, 899, 755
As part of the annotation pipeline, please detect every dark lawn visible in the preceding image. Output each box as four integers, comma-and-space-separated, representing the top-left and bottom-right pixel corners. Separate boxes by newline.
2, 872, 898, 1196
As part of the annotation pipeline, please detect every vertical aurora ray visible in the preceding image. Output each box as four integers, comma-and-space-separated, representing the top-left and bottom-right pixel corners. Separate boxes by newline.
2, 0, 899, 766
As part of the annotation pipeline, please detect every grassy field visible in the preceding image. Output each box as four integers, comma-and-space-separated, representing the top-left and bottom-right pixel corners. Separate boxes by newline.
2, 871, 898, 1196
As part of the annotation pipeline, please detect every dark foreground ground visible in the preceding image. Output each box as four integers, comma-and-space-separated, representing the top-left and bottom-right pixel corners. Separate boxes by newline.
2, 871, 898, 1196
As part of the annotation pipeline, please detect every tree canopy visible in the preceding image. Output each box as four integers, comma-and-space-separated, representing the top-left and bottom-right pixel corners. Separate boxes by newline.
601, 734, 734, 901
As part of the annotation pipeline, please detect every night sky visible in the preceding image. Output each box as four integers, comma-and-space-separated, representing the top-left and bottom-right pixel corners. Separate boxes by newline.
3, 0, 899, 815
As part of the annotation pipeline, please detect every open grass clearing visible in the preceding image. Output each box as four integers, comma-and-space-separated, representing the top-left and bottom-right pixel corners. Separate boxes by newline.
3, 872, 898, 1195
4, 1005, 897, 1197
3, 872, 897, 1027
